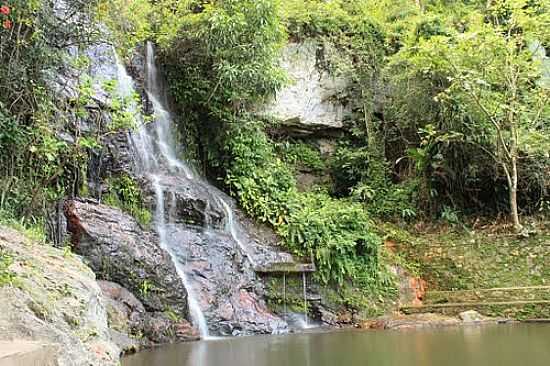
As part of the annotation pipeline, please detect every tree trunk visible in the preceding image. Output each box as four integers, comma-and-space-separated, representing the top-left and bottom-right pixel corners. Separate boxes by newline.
509, 156, 522, 232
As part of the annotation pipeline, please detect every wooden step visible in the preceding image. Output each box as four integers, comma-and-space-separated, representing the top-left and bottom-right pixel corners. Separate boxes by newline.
403, 300, 550, 309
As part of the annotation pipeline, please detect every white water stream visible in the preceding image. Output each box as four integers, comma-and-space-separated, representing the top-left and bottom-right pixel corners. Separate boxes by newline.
115, 42, 313, 338
115, 44, 209, 337
115, 41, 288, 338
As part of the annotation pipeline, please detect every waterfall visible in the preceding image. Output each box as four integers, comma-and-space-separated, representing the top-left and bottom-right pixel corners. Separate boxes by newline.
114, 55, 157, 172
218, 197, 258, 267
151, 175, 209, 337
114, 45, 209, 337
115, 41, 295, 338
283, 273, 287, 321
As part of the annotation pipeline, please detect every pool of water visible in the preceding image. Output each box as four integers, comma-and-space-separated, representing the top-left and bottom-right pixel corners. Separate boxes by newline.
123, 324, 550, 366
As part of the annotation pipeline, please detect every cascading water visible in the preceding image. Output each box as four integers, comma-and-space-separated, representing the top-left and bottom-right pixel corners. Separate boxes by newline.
218, 198, 258, 266
115, 46, 209, 337
151, 175, 209, 337
114, 55, 157, 172
115, 41, 313, 338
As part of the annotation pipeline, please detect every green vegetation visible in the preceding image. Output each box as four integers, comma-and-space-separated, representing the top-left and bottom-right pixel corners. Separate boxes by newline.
393, 225, 550, 291
104, 174, 152, 227
90, 0, 549, 297
0, 210, 47, 243
277, 141, 326, 174
1, 0, 548, 319
0, 249, 15, 287
0, 0, 142, 227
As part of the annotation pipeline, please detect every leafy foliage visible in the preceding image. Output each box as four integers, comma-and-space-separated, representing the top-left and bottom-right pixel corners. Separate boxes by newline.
159, 0, 286, 110
0, 1, 91, 217
276, 141, 326, 173
104, 174, 152, 227
0, 249, 15, 287
385, 0, 549, 223
223, 117, 389, 287
96, 0, 152, 58
281, 192, 380, 285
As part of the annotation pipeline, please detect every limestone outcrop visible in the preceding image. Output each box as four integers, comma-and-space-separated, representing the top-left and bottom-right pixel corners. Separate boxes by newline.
0, 226, 120, 365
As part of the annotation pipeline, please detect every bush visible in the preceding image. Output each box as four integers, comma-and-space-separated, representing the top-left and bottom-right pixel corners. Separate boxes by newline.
0, 0, 99, 219
103, 174, 152, 227
281, 192, 381, 285
0, 249, 15, 287
277, 141, 326, 173
224, 117, 389, 288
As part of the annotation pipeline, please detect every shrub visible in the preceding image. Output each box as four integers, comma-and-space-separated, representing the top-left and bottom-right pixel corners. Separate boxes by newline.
103, 174, 152, 227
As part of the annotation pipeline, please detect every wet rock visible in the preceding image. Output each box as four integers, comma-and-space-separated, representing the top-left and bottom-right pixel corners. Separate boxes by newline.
317, 305, 340, 326
459, 310, 485, 323
0, 226, 120, 365
44, 39, 138, 206
167, 226, 287, 336
63, 198, 189, 318
140, 313, 199, 344
108, 330, 140, 356
98, 280, 145, 336
99, 281, 197, 350
99, 281, 146, 316
143, 174, 226, 230
127, 45, 147, 92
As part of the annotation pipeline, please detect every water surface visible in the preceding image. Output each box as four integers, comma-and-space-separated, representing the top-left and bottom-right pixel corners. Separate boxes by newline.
123, 324, 550, 366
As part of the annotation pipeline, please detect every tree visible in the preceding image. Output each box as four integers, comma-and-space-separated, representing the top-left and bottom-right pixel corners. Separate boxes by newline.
406, 0, 549, 231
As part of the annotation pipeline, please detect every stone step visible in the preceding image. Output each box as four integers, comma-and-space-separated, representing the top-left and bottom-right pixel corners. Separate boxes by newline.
400, 300, 550, 318
0, 342, 58, 366
425, 286, 550, 304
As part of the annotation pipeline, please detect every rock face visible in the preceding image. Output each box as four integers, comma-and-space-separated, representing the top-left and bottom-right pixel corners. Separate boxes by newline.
50, 40, 136, 200
140, 171, 309, 336
166, 225, 287, 335
98, 280, 198, 352
63, 198, 189, 317
0, 342, 58, 366
143, 173, 226, 230
0, 226, 120, 365
260, 40, 351, 136
391, 265, 428, 307
84, 43, 137, 196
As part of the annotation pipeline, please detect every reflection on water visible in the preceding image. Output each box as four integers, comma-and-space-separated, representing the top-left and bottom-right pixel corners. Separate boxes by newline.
123, 324, 550, 366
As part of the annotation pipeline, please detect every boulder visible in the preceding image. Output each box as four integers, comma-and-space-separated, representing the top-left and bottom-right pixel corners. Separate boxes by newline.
98, 281, 198, 351
0, 226, 120, 365
98, 281, 145, 336
140, 313, 199, 344
63, 198, 189, 319
459, 310, 485, 323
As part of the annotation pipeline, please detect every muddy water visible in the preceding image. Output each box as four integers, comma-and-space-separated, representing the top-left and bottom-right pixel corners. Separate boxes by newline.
123, 324, 550, 366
